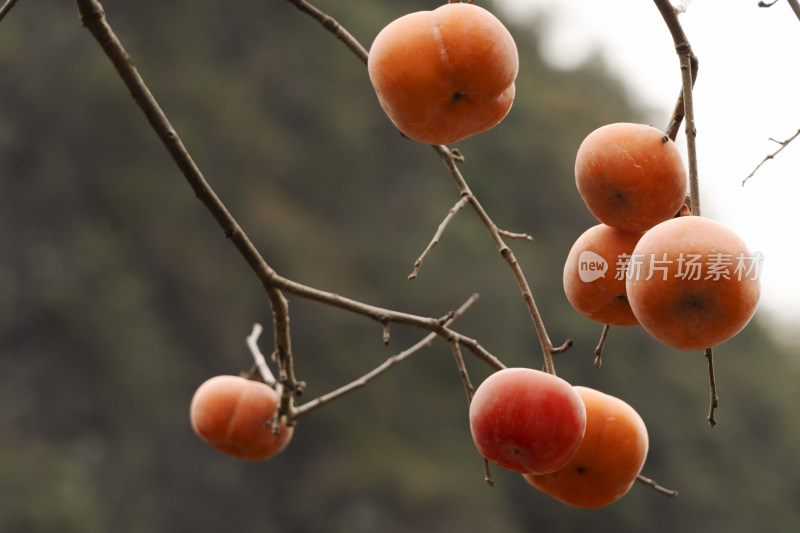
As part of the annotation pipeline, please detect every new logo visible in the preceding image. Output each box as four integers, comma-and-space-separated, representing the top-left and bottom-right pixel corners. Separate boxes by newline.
578, 251, 607, 282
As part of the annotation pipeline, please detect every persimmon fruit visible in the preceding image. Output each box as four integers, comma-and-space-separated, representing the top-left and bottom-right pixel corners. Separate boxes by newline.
524, 386, 649, 509
469, 368, 586, 475
190, 375, 294, 461
575, 122, 688, 232
367, 2, 518, 145
626, 215, 761, 350
563, 223, 644, 326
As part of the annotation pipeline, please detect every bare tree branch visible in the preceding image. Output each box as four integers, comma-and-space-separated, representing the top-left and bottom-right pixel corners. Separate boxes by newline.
286, 0, 570, 374
431, 145, 568, 375
0, 0, 20, 24
654, 0, 702, 216
789, 0, 800, 21
74, 0, 507, 389
286, 0, 368, 64
449, 338, 475, 404
291, 293, 482, 420
742, 128, 800, 185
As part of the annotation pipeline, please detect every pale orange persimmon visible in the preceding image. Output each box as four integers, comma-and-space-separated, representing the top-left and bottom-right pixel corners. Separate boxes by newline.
524, 386, 649, 509
190, 375, 293, 461
563, 223, 644, 326
575, 123, 688, 232
367, 2, 518, 145
626, 216, 761, 351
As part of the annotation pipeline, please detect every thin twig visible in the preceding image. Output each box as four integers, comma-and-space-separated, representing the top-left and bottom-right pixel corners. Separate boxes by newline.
594, 324, 611, 369
0, 0, 20, 24
409, 194, 472, 279
498, 229, 534, 241
432, 145, 568, 375
705, 347, 718, 426
246, 323, 277, 386
449, 339, 475, 404
291, 293, 482, 420
742, 128, 800, 185
285, 0, 368, 65
637, 474, 679, 498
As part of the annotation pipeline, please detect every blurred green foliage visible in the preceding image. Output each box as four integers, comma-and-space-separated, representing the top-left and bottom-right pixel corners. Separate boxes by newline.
2, 0, 800, 531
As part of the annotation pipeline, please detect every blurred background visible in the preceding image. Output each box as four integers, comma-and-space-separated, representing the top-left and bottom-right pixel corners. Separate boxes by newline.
2, 0, 800, 531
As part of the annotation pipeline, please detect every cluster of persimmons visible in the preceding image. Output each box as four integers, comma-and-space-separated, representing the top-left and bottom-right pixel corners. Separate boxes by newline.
189, 1, 761, 511
565, 122, 761, 351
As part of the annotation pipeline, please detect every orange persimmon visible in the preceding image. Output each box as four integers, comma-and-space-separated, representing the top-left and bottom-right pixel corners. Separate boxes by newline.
575, 123, 687, 232
190, 375, 293, 461
626, 215, 761, 350
367, 2, 518, 145
524, 386, 649, 509
563, 223, 644, 326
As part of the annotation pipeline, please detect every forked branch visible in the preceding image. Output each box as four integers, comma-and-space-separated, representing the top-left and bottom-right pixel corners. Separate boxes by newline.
290, 293, 484, 421
742, 128, 800, 185
74, 0, 507, 406
286, 0, 570, 375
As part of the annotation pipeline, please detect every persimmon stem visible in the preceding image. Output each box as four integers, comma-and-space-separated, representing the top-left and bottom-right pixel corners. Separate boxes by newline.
637, 474, 679, 498
706, 348, 718, 426
594, 324, 611, 369
483, 459, 495, 486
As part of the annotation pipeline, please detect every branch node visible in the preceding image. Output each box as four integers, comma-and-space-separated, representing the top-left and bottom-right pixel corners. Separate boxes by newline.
381, 320, 391, 345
